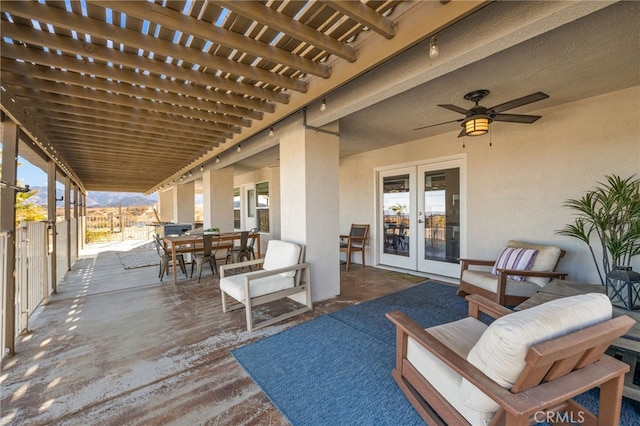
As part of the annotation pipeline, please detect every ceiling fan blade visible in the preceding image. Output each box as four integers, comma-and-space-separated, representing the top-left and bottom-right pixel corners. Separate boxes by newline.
438, 104, 469, 114
489, 92, 549, 113
413, 118, 463, 131
457, 128, 466, 138
493, 113, 542, 123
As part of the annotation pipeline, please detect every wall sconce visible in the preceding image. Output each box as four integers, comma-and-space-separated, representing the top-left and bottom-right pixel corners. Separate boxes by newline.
237, 144, 242, 153
56, 195, 64, 202
429, 36, 439, 58
200, 165, 204, 172
269, 127, 274, 137
216, 155, 220, 163
320, 98, 327, 112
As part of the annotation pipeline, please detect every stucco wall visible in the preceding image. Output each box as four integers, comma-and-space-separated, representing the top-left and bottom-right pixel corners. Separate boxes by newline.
339, 86, 640, 284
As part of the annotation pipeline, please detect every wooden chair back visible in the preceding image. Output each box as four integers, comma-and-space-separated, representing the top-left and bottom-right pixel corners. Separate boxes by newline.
513, 314, 634, 392
348, 224, 369, 248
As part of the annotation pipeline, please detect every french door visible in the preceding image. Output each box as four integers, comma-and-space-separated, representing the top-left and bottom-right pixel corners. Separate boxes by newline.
378, 158, 464, 277
242, 183, 257, 231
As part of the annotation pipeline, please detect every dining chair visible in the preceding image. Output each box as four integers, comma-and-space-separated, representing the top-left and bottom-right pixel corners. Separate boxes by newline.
153, 234, 187, 281
190, 234, 217, 282
226, 230, 252, 264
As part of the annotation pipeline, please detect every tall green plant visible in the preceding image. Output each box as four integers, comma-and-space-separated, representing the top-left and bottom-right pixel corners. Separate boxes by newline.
557, 175, 640, 284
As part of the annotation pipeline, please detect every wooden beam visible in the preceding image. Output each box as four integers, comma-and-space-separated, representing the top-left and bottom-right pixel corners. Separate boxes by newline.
30, 109, 224, 147
40, 124, 216, 149
321, 1, 396, 39
90, 0, 331, 78
2, 62, 254, 127
1, 23, 289, 104
2, 75, 246, 131
214, 1, 357, 62
1, 0, 308, 93
1, 43, 276, 113
11, 88, 235, 138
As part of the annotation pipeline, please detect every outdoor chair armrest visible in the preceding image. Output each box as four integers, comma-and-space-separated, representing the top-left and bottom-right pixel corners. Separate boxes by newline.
497, 269, 568, 279
465, 294, 512, 320
243, 262, 310, 281
219, 258, 265, 278
340, 234, 349, 239
459, 257, 495, 270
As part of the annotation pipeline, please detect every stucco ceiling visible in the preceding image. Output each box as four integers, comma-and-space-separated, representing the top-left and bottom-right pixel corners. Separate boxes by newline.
335, 0, 640, 156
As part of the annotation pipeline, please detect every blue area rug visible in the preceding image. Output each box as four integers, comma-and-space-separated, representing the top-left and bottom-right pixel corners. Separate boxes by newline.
232, 281, 640, 425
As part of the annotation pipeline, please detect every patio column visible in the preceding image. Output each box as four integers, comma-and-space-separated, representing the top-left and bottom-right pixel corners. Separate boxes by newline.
175, 180, 195, 225
47, 160, 57, 294
64, 176, 71, 271
1, 116, 18, 356
279, 113, 340, 302
202, 167, 234, 232
157, 188, 173, 222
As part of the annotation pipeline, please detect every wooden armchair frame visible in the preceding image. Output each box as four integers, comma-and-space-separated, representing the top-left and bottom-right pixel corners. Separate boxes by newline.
340, 224, 369, 271
220, 244, 311, 332
458, 249, 568, 306
386, 294, 634, 426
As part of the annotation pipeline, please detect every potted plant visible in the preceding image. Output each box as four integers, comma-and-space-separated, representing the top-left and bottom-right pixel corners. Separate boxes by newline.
557, 174, 640, 285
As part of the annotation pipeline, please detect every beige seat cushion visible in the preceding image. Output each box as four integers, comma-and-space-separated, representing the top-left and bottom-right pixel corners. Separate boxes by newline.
506, 240, 562, 286
407, 317, 494, 426
460, 293, 612, 413
462, 270, 541, 297
220, 272, 294, 302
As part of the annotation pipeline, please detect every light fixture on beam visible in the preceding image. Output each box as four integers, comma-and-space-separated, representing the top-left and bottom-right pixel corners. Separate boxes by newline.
216, 156, 220, 163
269, 127, 274, 137
320, 98, 326, 112
429, 36, 439, 58
237, 144, 242, 153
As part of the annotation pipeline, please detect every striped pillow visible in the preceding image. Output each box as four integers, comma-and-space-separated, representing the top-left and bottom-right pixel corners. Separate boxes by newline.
491, 247, 538, 282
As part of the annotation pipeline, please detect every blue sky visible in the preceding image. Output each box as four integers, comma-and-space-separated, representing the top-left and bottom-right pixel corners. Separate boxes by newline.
17, 157, 51, 187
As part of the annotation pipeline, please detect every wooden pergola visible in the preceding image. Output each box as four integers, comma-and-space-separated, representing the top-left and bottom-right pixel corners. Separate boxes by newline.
0, 0, 484, 193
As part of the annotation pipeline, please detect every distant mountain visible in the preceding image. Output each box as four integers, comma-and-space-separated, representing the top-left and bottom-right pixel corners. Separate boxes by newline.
26, 186, 157, 207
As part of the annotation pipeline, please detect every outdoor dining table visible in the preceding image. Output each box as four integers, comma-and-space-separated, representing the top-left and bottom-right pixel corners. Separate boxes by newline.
163, 232, 260, 285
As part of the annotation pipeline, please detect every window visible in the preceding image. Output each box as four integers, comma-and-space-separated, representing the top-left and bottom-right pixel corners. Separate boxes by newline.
233, 187, 240, 229
256, 181, 269, 233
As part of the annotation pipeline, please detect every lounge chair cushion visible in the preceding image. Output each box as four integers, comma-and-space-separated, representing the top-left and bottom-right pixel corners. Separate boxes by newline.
262, 240, 301, 278
505, 240, 562, 286
461, 270, 541, 298
407, 317, 493, 425
460, 293, 612, 413
220, 272, 295, 302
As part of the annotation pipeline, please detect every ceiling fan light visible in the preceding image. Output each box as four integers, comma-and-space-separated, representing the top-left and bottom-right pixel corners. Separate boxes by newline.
464, 117, 490, 136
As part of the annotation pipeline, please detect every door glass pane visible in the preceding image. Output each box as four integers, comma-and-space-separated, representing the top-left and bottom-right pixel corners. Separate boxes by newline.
233, 187, 241, 229
247, 189, 255, 218
382, 174, 410, 257
423, 168, 460, 263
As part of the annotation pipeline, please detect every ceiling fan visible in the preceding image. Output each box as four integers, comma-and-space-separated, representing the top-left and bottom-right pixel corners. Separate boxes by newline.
414, 89, 549, 137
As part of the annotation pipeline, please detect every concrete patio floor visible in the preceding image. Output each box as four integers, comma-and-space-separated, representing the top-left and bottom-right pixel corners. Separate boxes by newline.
0, 240, 425, 425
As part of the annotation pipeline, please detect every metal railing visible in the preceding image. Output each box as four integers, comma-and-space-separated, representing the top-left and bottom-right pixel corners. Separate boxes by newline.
85, 211, 154, 242
15, 221, 49, 336
0, 230, 10, 359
